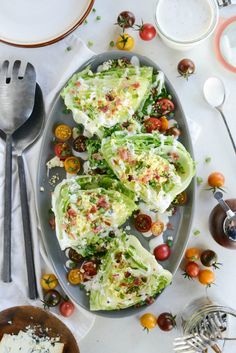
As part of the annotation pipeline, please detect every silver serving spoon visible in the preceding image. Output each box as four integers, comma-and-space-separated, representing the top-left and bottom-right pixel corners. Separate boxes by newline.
214, 191, 236, 241
203, 77, 236, 154
0, 83, 45, 299
0, 61, 36, 282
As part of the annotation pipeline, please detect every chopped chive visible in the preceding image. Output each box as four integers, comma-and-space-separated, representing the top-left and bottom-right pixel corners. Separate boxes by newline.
84, 19, 88, 25
205, 157, 211, 163
92, 8, 96, 12
197, 176, 203, 186
193, 229, 200, 236
87, 40, 94, 48
66, 46, 72, 52
63, 108, 70, 114
109, 40, 115, 47
96, 15, 101, 21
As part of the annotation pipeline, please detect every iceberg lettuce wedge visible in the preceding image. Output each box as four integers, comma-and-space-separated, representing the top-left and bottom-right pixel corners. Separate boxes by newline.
85, 233, 172, 311
61, 66, 153, 136
52, 176, 137, 256
101, 132, 195, 212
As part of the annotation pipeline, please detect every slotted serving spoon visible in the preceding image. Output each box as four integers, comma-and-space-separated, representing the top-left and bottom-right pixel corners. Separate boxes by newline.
0, 60, 36, 282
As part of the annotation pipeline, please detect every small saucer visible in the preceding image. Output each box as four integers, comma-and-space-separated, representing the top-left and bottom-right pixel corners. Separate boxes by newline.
214, 16, 236, 73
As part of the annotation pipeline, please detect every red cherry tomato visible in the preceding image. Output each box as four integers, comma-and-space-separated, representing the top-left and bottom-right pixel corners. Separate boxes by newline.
155, 99, 175, 115
54, 142, 72, 161
134, 214, 152, 233
81, 261, 97, 279
184, 261, 200, 278
139, 23, 157, 41
144, 117, 162, 133
154, 244, 171, 261
59, 301, 75, 317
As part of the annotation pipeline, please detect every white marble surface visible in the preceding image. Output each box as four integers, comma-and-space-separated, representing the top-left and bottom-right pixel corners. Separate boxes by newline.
1, 1, 236, 352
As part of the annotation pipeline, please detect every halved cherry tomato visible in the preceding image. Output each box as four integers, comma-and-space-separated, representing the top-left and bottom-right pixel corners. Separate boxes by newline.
140, 313, 157, 331
151, 221, 164, 236
198, 269, 215, 286
144, 117, 161, 133
154, 244, 171, 261
68, 248, 83, 263
173, 191, 188, 205
155, 99, 175, 115
160, 116, 169, 132
54, 124, 72, 141
116, 34, 135, 51
64, 156, 80, 174
81, 261, 97, 279
134, 214, 152, 233
185, 248, 201, 261
67, 268, 84, 285
208, 172, 225, 188
73, 135, 88, 152
54, 142, 72, 161
40, 274, 58, 290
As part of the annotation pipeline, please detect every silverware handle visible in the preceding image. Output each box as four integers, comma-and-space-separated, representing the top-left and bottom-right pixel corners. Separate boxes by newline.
17, 155, 38, 299
2, 134, 12, 282
218, 108, 236, 154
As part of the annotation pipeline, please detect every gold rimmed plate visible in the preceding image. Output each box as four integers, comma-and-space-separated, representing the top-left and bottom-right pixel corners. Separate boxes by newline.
0, 0, 94, 48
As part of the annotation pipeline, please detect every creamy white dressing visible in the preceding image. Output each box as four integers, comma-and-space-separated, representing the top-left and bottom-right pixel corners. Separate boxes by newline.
156, 0, 215, 42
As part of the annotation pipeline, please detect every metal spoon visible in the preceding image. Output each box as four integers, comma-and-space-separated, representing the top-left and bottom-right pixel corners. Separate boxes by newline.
0, 83, 44, 298
0, 61, 36, 282
214, 191, 236, 241
203, 77, 236, 154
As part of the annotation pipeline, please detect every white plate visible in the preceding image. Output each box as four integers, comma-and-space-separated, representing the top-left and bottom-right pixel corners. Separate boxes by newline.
0, 0, 94, 47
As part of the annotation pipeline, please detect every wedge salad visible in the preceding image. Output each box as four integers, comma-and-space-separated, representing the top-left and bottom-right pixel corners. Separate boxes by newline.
48, 57, 195, 311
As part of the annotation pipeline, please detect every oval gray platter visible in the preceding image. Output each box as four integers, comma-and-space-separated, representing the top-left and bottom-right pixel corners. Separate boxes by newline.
36, 51, 196, 318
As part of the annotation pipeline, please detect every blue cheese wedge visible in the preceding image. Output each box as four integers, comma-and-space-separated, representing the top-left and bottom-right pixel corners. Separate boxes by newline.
0, 330, 64, 353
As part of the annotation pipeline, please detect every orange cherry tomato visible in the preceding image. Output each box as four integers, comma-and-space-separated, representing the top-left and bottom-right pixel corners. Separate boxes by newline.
67, 269, 84, 285
151, 221, 164, 236
160, 116, 169, 132
140, 313, 157, 331
198, 269, 215, 286
54, 124, 72, 141
64, 156, 80, 174
208, 172, 225, 188
185, 248, 201, 261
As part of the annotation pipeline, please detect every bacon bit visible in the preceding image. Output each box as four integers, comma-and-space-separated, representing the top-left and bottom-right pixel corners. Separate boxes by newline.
125, 271, 131, 278
133, 277, 141, 286
167, 222, 174, 230
132, 82, 140, 89
104, 220, 111, 226
99, 105, 109, 113
93, 225, 102, 233
117, 148, 136, 164
128, 175, 134, 181
115, 98, 122, 107
75, 81, 81, 87
120, 282, 128, 287
67, 208, 77, 218
89, 205, 97, 214
69, 89, 76, 95
169, 152, 179, 161
97, 197, 109, 209
62, 224, 67, 230
49, 217, 55, 230
112, 274, 120, 278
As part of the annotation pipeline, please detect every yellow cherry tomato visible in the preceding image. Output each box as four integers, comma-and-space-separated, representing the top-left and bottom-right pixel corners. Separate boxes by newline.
198, 269, 215, 286
140, 313, 157, 331
54, 124, 72, 141
151, 221, 164, 236
208, 172, 225, 188
64, 156, 80, 174
116, 34, 135, 51
160, 116, 169, 132
67, 269, 84, 285
185, 247, 201, 261
40, 274, 58, 290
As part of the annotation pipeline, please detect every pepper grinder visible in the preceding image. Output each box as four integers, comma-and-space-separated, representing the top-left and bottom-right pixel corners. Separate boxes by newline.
209, 192, 236, 249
